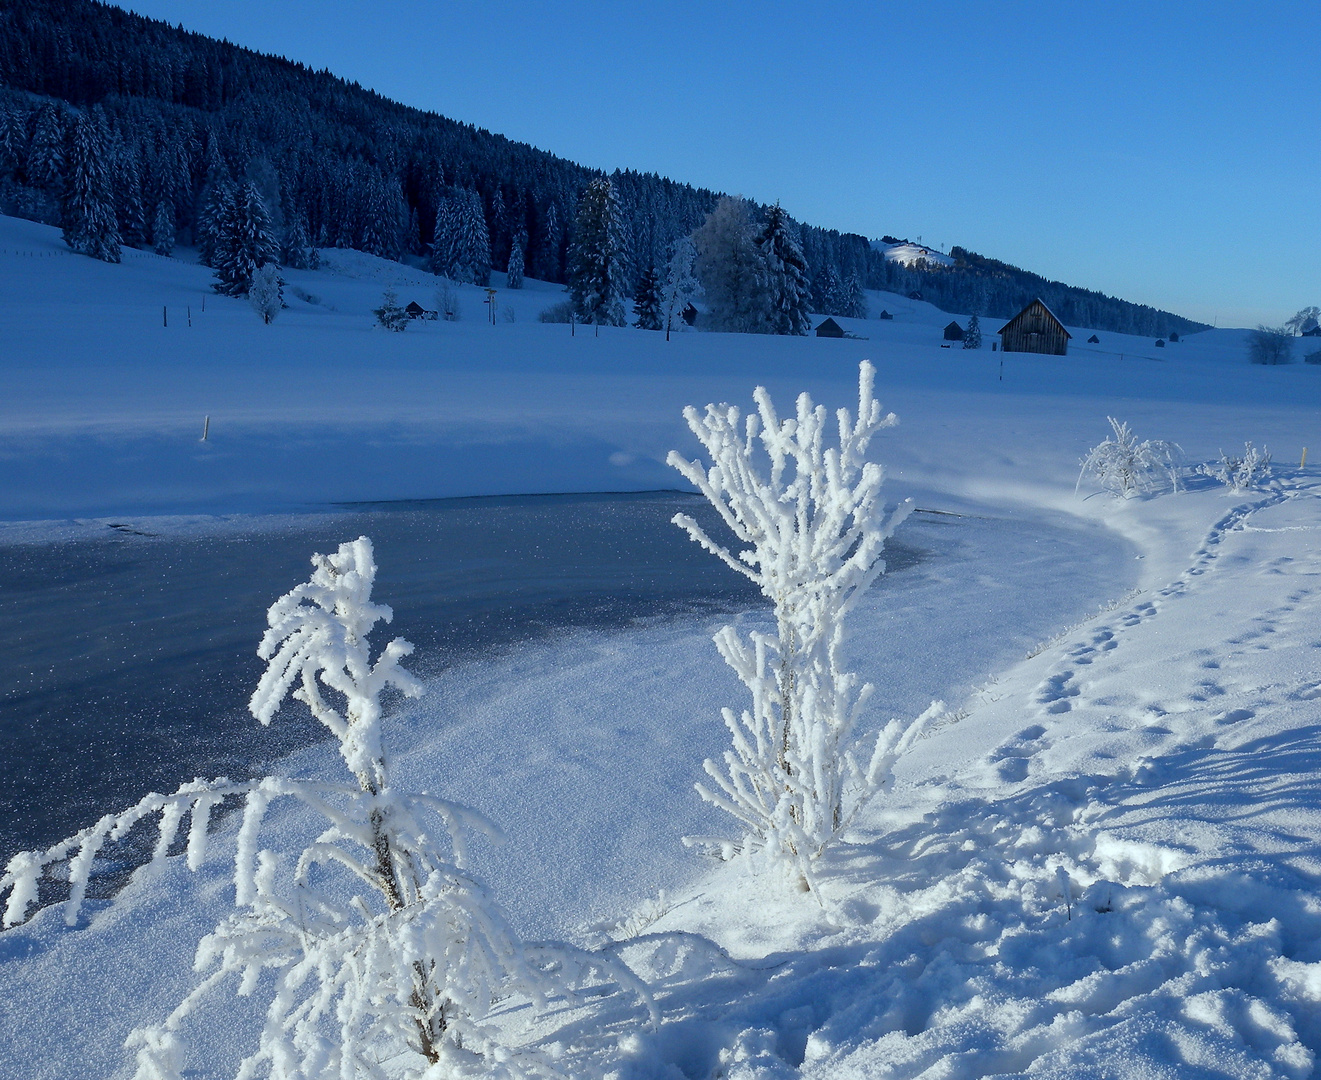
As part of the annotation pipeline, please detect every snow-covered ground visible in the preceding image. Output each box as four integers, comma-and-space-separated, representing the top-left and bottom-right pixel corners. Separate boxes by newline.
3, 214, 1321, 1077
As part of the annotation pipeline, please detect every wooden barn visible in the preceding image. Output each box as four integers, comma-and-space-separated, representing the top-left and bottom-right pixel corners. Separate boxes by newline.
943, 320, 965, 342
405, 301, 438, 321
815, 317, 846, 338
997, 299, 1070, 355
877, 310, 893, 320
1087, 334, 1100, 344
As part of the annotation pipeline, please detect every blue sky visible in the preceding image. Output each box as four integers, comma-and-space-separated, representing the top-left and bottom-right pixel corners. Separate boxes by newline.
119, 1, 1319, 327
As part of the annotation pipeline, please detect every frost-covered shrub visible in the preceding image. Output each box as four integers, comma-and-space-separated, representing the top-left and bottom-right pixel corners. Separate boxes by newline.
1198, 442, 1272, 493
247, 263, 282, 324
434, 278, 462, 322
2, 538, 650, 1079
668, 362, 939, 887
1078, 417, 1182, 499
538, 298, 576, 323
374, 288, 408, 331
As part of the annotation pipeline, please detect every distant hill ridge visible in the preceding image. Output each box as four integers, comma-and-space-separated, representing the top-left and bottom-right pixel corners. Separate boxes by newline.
0, 0, 1208, 336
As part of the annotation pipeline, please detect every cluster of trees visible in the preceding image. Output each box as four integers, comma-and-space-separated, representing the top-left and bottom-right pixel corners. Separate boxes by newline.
0, 0, 1206, 338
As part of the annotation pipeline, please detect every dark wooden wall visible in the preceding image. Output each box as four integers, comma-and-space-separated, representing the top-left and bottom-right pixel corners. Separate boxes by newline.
999, 300, 1069, 355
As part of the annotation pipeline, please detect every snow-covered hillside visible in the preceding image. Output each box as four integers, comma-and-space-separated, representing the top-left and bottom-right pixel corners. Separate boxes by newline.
4, 215, 1321, 1077
873, 240, 956, 269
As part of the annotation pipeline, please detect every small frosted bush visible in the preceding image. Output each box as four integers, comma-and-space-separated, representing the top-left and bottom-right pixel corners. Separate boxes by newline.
1078, 417, 1182, 499
1198, 442, 1272, 493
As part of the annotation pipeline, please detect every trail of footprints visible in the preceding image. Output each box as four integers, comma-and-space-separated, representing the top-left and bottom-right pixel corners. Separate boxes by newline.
989, 487, 1307, 781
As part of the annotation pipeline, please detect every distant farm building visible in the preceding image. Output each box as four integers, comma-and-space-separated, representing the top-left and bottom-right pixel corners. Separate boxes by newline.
943, 321, 965, 342
1156, 339, 1165, 348
1302, 319, 1321, 337
877, 310, 894, 320
907, 291, 923, 301
405, 301, 437, 320
1169, 331, 1180, 342
1087, 334, 1100, 344
816, 317, 846, 338
997, 299, 1070, 355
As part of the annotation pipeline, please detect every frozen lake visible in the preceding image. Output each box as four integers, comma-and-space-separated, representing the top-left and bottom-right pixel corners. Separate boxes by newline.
0, 491, 1136, 884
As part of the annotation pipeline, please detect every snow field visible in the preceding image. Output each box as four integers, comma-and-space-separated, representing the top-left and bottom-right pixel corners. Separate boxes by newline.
5, 211, 1321, 1075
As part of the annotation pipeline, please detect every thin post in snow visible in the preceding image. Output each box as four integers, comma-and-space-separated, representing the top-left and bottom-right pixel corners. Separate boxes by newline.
163, 305, 167, 328
201, 416, 209, 441
1302, 447, 1308, 469
187, 305, 191, 327
570, 312, 575, 337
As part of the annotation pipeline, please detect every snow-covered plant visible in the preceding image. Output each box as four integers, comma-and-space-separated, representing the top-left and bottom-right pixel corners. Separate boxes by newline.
248, 263, 282, 324
1198, 442, 1272, 493
374, 288, 409, 331
667, 362, 938, 887
1078, 417, 1182, 499
434, 279, 462, 322
660, 235, 701, 340
2, 538, 650, 1079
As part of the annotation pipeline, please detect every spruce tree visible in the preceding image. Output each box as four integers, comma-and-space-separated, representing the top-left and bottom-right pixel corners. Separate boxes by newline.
842, 272, 867, 319
116, 144, 147, 248
814, 265, 843, 316
660, 235, 702, 340
213, 181, 277, 296
457, 189, 492, 286
506, 231, 525, 289
963, 313, 982, 349
692, 196, 769, 334
27, 103, 65, 191
61, 108, 121, 263
152, 199, 175, 256
633, 265, 662, 330
755, 203, 811, 335
280, 212, 315, 269
374, 288, 409, 331
196, 179, 234, 268
568, 176, 627, 326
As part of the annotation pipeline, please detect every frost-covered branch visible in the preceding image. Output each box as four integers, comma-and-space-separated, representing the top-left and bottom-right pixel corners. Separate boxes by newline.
1198, 442, 1272, 493
668, 362, 935, 884
4, 537, 652, 1079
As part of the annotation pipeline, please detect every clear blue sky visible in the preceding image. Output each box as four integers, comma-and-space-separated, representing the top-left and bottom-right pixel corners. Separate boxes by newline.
118, 0, 1320, 327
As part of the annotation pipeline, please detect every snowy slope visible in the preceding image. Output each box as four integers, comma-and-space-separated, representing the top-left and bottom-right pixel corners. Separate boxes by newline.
873, 240, 956, 269
4, 215, 1321, 1077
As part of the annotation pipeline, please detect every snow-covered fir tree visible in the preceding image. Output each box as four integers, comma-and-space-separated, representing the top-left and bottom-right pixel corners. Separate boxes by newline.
755, 203, 811, 335
841, 271, 867, 319
633, 265, 662, 330
195, 178, 233, 268
692, 196, 770, 334
212, 181, 278, 296
61, 108, 121, 262
374, 288, 409, 331
660, 234, 701, 340
151, 199, 174, 256
430, 188, 491, 285
506, 229, 526, 288
114, 141, 146, 248
568, 175, 628, 326
247, 263, 282, 324
359, 170, 402, 260
963, 313, 982, 349
26, 102, 65, 191
813, 265, 843, 316
279, 212, 316, 269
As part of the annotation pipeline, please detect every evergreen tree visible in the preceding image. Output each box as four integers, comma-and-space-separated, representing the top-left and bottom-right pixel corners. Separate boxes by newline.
26, 103, 65, 190
506, 230, 525, 289
963, 313, 982, 349
213, 180, 277, 296
692, 196, 769, 334
61, 108, 120, 262
115, 142, 147, 248
373, 288, 408, 331
359, 170, 401, 260
814, 265, 843, 316
280, 212, 315, 269
151, 199, 175, 256
457, 188, 492, 285
633, 265, 662, 330
842, 271, 867, 319
568, 176, 627, 326
660, 235, 702, 340
0, 106, 25, 180
248, 263, 282, 324
428, 192, 460, 277
195, 179, 234, 268
755, 202, 811, 335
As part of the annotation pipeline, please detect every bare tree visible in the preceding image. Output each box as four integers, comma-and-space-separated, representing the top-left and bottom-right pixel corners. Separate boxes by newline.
1248, 325, 1294, 365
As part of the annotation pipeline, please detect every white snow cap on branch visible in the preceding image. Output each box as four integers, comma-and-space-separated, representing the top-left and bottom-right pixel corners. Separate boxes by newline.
668, 362, 936, 884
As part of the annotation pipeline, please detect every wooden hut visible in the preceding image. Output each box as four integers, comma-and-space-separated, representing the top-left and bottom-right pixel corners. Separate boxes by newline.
815, 317, 846, 338
877, 310, 893, 320
943, 320, 965, 342
997, 299, 1070, 355
1087, 334, 1100, 344
405, 301, 437, 321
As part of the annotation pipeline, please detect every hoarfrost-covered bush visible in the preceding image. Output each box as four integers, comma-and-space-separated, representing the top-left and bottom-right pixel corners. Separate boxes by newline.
1198, 442, 1272, 493
537, 298, 576, 323
247, 263, 282, 324
668, 361, 939, 887
1078, 417, 1182, 499
1, 538, 651, 1080
434, 278, 462, 322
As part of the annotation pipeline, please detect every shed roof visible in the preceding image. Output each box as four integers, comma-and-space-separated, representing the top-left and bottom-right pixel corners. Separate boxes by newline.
997, 298, 1072, 338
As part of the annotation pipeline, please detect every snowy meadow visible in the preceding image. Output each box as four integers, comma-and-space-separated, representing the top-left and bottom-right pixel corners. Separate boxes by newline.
3, 214, 1321, 1077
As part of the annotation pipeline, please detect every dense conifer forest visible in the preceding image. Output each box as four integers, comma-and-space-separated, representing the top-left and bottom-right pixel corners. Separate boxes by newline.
0, 0, 1207, 336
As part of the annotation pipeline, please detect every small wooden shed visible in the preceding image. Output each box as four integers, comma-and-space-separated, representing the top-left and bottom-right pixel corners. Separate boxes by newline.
943, 320, 965, 342
997, 299, 1070, 355
1087, 334, 1100, 344
405, 301, 438, 320
877, 310, 893, 320
816, 317, 846, 338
